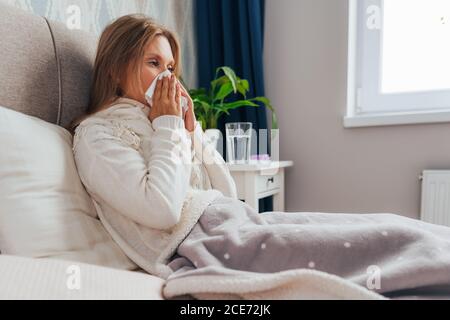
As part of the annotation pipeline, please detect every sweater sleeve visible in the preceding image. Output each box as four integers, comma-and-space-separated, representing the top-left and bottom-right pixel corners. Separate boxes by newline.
188, 121, 238, 199
73, 115, 192, 231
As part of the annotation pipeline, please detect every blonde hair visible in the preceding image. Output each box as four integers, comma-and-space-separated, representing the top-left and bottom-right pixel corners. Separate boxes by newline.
69, 14, 182, 133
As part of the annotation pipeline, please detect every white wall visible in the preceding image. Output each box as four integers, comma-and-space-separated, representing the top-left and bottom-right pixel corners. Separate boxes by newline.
263, 0, 450, 218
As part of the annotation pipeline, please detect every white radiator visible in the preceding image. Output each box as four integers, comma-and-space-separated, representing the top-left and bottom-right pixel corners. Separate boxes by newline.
420, 170, 450, 227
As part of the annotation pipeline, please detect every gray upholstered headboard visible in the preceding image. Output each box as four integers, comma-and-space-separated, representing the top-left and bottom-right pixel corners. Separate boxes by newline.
0, 3, 98, 129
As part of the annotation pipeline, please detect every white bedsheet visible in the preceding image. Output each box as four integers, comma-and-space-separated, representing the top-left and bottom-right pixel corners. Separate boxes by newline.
0, 255, 165, 300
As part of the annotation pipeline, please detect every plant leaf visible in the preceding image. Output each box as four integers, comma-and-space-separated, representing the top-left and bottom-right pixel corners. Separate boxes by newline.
241, 79, 249, 91
250, 97, 278, 129
236, 79, 249, 98
214, 82, 235, 102
270, 111, 278, 130
250, 96, 270, 105
196, 114, 207, 131
189, 88, 207, 96
211, 75, 229, 91
221, 100, 259, 111
193, 99, 211, 113
192, 94, 211, 104
215, 66, 238, 93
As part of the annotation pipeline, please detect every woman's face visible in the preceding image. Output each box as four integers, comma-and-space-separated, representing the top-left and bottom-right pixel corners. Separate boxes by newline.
122, 35, 176, 105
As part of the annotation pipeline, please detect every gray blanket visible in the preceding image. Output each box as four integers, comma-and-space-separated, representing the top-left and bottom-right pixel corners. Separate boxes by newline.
166, 196, 450, 299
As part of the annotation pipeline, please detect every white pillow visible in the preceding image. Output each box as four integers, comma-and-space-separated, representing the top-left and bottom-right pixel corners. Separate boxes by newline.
0, 106, 138, 271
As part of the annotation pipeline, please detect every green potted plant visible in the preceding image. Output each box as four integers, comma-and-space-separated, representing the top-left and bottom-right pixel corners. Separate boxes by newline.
187, 66, 278, 149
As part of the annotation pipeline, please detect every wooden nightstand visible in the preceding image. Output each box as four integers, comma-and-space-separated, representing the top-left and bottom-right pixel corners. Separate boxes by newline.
226, 161, 293, 213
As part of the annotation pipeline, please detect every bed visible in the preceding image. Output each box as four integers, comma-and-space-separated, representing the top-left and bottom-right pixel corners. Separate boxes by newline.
1, 3, 449, 301
0, 3, 170, 300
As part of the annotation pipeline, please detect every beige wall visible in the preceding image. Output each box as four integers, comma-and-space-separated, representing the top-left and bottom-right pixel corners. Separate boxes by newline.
263, 0, 450, 218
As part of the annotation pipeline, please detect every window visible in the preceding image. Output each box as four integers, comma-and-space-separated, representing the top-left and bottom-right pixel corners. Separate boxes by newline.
345, 0, 450, 127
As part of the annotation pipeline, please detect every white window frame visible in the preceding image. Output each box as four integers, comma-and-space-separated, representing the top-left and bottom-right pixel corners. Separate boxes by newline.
345, 0, 450, 128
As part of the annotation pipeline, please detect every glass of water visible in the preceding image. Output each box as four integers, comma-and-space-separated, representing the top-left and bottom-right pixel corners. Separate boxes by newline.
225, 122, 252, 164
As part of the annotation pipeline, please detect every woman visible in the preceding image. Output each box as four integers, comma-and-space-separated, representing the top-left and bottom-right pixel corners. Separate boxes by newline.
72, 14, 237, 278
73, 14, 450, 298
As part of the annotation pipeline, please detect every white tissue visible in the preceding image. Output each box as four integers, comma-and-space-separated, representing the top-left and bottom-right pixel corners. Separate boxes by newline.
145, 70, 188, 112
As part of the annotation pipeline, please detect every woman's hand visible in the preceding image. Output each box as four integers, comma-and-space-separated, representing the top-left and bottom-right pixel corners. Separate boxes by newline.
178, 81, 196, 132
148, 74, 182, 122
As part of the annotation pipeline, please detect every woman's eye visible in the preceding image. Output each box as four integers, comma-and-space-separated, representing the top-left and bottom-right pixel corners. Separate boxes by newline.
148, 61, 174, 72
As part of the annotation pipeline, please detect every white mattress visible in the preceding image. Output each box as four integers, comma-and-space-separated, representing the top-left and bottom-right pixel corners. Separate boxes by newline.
0, 255, 166, 300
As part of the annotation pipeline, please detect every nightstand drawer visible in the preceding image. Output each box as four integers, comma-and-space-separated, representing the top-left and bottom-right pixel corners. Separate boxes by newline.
256, 174, 280, 193
227, 161, 293, 212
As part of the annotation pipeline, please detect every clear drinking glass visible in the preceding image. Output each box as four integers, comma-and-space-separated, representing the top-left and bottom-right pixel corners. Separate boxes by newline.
225, 122, 252, 164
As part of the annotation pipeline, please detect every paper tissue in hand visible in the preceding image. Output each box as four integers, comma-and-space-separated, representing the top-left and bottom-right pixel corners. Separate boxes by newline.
145, 70, 188, 112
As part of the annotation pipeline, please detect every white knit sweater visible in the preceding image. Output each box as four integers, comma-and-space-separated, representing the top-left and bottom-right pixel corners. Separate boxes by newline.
73, 97, 238, 279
